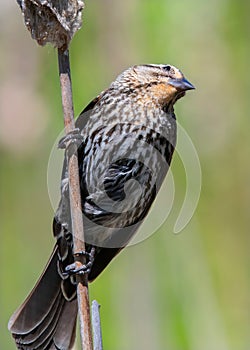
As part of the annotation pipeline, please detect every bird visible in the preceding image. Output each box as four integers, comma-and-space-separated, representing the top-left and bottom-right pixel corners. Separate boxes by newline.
8, 64, 194, 349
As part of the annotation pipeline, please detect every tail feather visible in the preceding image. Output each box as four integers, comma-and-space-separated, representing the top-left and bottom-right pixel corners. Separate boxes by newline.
8, 247, 61, 334
14, 295, 64, 349
8, 247, 78, 350
13, 292, 63, 346
53, 300, 78, 350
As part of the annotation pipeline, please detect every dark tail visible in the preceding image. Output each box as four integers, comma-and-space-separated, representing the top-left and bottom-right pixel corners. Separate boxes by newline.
8, 247, 78, 350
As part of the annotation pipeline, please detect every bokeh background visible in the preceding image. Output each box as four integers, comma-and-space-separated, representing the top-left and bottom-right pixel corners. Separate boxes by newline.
1, 1, 249, 349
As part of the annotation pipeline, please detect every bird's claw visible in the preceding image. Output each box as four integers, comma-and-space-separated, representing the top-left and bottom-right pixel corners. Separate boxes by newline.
63, 247, 95, 277
74, 247, 95, 261
63, 262, 92, 276
58, 128, 83, 149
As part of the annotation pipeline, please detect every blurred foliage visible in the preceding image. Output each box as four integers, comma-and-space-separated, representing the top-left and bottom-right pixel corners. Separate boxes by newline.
0, 1, 249, 349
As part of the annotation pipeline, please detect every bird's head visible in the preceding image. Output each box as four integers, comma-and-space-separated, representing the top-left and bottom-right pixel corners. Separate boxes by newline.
113, 64, 195, 108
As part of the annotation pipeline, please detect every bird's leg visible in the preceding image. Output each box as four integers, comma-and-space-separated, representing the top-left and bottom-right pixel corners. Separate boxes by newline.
58, 128, 84, 149
63, 247, 95, 276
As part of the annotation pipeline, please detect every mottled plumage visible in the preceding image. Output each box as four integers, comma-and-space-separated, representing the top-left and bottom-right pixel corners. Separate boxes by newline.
9, 64, 194, 349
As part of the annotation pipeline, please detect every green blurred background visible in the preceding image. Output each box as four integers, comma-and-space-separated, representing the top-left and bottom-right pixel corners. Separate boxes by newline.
1, 1, 249, 349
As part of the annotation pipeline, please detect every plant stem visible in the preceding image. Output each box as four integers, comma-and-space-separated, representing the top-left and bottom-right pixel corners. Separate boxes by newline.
58, 47, 93, 350
92, 300, 103, 350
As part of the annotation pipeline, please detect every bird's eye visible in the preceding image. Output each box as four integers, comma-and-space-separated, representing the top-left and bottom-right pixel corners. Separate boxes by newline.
163, 65, 171, 72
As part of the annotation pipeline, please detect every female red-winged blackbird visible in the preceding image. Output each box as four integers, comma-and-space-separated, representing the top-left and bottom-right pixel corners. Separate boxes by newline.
9, 64, 194, 349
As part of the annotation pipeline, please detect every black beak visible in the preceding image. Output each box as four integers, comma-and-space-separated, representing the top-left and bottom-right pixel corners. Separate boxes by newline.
168, 77, 195, 91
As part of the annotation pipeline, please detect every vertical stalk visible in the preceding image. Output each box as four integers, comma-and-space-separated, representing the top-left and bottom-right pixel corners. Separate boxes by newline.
58, 48, 93, 350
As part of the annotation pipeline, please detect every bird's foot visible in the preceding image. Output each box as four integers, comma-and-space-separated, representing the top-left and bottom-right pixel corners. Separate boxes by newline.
58, 128, 84, 149
63, 247, 95, 277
